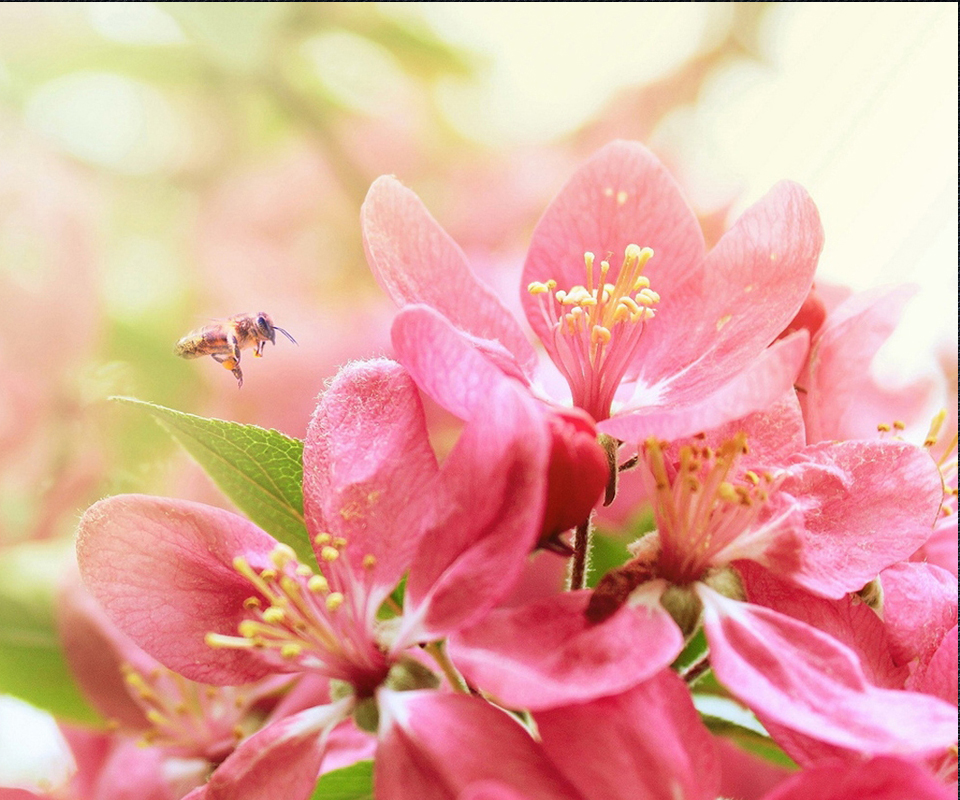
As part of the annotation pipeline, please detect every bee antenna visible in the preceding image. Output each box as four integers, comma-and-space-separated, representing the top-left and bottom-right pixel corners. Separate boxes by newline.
274, 326, 298, 345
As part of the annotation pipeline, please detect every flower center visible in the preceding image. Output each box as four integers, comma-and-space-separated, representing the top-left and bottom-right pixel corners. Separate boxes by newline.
205, 541, 388, 691
121, 663, 262, 762
638, 434, 777, 584
528, 244, 659, 421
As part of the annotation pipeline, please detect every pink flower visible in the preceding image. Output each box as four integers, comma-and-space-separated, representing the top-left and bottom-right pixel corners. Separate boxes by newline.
362, 140, 823, 441
77, 358, 557, 798
798, 284, 935, 443
452, 394, 956, 752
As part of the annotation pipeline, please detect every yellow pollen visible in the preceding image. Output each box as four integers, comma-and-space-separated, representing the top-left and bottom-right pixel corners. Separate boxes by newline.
308, 574, 329, 593
326, 592, 344, 611
320, 545, 339, 562
295, 564, 314, 577
716, 314, 732, 331
362, 554, 377, 570
877, 423, 892, 432
270, 544, 297, 569
280, 643, 303, 659
232, 725, 245, 741
259, 568, 277, 581
313, 532, 332, 546
893, 420, 905, 431
243, 597, 261, 610
333, 537, 348, 548
616, 190, 628, 205
717, 482, 738, 503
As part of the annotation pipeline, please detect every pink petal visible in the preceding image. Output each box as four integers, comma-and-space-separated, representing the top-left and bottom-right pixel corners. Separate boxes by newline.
448, 586, 682, 710
535, 670, 720, 800
91, 739, 180, 800
679, 390, 807, 469
362, 176, 537, 374
197, 700, 351, 800
391, 305, 518, 421
397, 383, 549, 646
880, 562, 957, 669
375, 690, 579, 800
304, 359, 438, 612
736, 561, 906, 689
759, 756, 954, 800
799, 285, 935, 443
779, 440, 944, 597
600, 330, 808, 442
77, 495, 284, 685
521, 141, 705, 354
637, 180, 821, 399
698, 586, 958, 756
911, 513, 959, 577
908, 624, 958, 706
57, 572, 154, 729
713, 736, 793, 800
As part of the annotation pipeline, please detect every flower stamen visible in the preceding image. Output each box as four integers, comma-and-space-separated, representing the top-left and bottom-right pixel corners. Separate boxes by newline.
528, 244, 658, 420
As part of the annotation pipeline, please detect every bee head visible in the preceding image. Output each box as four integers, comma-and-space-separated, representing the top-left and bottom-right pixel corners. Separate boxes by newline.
255, 312, 276, 344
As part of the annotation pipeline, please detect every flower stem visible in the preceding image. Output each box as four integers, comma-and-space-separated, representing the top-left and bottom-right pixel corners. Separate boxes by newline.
679, 652, 712, 686
569, 515, 594, 590
424, 641, 470, 694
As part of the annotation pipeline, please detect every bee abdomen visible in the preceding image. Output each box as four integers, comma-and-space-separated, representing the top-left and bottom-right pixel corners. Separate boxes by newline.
175, 335, 207, 359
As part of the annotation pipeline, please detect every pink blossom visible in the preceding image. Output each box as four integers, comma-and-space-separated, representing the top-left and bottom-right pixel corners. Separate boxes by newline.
452, 395, 956, 751
77, 358, 561, 797
362, 140, 823, 441
798, 285, 935, 443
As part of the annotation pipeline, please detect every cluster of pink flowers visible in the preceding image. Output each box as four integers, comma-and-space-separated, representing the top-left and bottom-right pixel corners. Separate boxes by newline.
27, 142, 956, 799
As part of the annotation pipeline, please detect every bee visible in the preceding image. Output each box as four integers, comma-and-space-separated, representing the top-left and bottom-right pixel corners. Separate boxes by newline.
175, 312, 297, 388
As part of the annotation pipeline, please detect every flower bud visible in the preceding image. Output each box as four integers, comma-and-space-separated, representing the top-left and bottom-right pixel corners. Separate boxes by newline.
539, 407, 609, 552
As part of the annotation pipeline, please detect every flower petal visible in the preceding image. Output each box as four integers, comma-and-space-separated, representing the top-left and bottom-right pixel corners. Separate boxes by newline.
908, 624, 958, 706
448, 587, 682, 710
77, 495, 283, 685
397, 383, 549, 646
362, 176, 537, 374
698, 585, 958, 757
535, 670, 720, 800
779, 440, 944, 597
600, 331, 808, 442
880, 562, 957, 669
799, 285, 935, 443
759, 756, 954, 800
375, 690, 579, 800
391, 304, 518, 421
521, 141, 705, 353
637, 180, 821, 398
197, 700, 351, 800
304, 359, 438, 612
736, 561, 906, 689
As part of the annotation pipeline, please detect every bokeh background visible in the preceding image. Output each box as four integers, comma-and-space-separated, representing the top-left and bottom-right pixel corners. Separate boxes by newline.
0, 1, 956, 781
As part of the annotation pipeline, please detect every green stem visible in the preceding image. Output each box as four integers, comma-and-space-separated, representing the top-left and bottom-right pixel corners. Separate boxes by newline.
424, 641, 470, 694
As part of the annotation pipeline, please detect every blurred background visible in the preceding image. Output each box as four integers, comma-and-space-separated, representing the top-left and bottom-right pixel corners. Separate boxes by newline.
0, 1, 956, 782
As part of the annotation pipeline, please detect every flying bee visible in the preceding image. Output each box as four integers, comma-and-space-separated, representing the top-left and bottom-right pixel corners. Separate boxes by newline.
175, 312, 297, 388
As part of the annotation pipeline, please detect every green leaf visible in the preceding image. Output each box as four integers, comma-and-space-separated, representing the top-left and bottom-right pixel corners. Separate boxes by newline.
0, 541, 104, 726
113, 396, 312, 563
311, 760, 374, 800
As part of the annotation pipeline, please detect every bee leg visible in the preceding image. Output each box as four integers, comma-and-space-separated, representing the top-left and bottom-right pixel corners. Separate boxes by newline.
212, 354, 244, 388
254, 340, 265, 357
